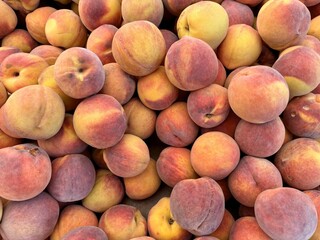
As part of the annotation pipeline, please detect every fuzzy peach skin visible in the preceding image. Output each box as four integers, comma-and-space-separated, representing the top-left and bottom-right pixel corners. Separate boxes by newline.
254, 187, 318, 240
256, 0, 311, 51
82, 169, 125, 213
103, 134, 150, 178
170, 177, 225, 236
191, 131, 240, 180
0, 0, 17, 39
0, 129, 22, 148
112, 20, 166, 77
25, 6, 57, 44
72, 94, 127, 149
61, 226, 108, 240
272, 46, 320, 99
98, 204, 147, 240
274, 137, 320, 190
221, 0, 254, 26
0, 143, 52, 201
0, 85, 65, 140
0, 46, 20, 64
78, 0, 122, 31
3, 0, 39, 14
45, 9, 87, 48
228, 155, 283, 208
208, 209, 235, 240
217, 24, 262, 70
213, 59, 227, 86
0, 82, 7, 107
187, 83, 230, 128
0, 52, 49, 93
162, 0, 203, 16
86, 24, 118, 65
137, 66, 179, 111
308, 15, 320, 40
227, 65, 290, 124
304, 190, 320, 240
147, 197, 193, 240
299, 34, 320, 56
160, 29, 179, 55
176, 1, 229, 50
165, 36, 218, 91
0, 192, 59, 240
30, 45, 63, 65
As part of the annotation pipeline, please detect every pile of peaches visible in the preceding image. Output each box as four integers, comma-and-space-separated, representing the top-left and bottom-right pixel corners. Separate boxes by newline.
0, 0, 320, 239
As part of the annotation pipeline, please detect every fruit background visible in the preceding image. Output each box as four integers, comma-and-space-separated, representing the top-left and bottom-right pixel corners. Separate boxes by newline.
0, 0, 320, 239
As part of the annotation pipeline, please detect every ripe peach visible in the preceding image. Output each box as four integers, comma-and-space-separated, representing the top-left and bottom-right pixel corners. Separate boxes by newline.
0, 129, 22, 148
0, 82, 7, 107
4, 0, 39, 14
214, 59, 227, 86
0, 46, 20, 64
1, 28, 38, 53
221, 0, 255, 26
160, 29, 179, 54
162, 0, 203, 16
30, 44, 63, 65
308, 15, 320, 40
299, 34, 320, 55
0, 0, 18, 39
61, 226, 108, 240
304, 190, 320, 240
208, 209, 235, 240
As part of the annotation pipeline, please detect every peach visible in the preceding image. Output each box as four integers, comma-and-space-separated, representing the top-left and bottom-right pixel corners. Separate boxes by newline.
0, 0, 18, 39
0, 85, 65, 140
121, 0, 164, 26
234, 117, 286, 157
187, 83, 230, 128
256, 41, 278, 67
0, 46, 20, 64
282, 93, 320, 139
47, 153, 96, 202
0, 192, 59, 240
308, 15, 320, 40
214, 59, 227, 86
1, 28, 38, 53
256, 0, 311, 50
137, 66, 179, 110
4, 0, 39, 14
45, 9, 87, 48
61, 226, 108, 240
217, 24, 262, 70
0, 143, 51, 201
162, 0, 203, 16
160, 29, 179, 54
0, 52, 49, 93
73, 94, 127, 149
299, 34, 320, 55
0, 82, 7, 107
123, 97, 157, 140
130, 237, 155, 240
221, 0, 255, 26
50, 204, 99, 240
165, 36, 218, 91
25, 6, 57, 44
103, 134, 150, 178
147, 197, 193, 240
86, 24, 118, 65
170, 177, 225, 236
304, 190, 320, 240
112, 20, 166, 77
208, 209, 235, 240
238, 204, 255, 218
309, 2, 320, 18
0, 128, 22, 148
223, 66, 247, 89
101, 62, 136, 105
254, 187, 318, 240
272, 46, 320, 99
229, 216, 271, 240
156, 146, 198, 188
0, 198, 2, 221
54, 47, 105, 99
155, 101, 199, 147
274, 137, 320, 190
82, 169, 125, 213
30, 45, 63, 65
176, 1, 229, 49
98, 204, 148, 240
78, 0, 122, 31
300, 0, 320, 6
190, 131, 240, 180
227, 65, 290, 124
228, 156, 283, 207
194, 237, 220, 240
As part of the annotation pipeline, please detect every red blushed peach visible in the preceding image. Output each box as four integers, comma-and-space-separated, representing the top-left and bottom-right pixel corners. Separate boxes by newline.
299, 34, 320, 55
0, 85, 65, 140
78, 0, 122, 31
130, 237, 155, 240
0, 192, 59, 240
4, 0, 39, 14
61, 226, 108, 240
101, 62, 136, 105
162, 0, 203, 16
112, 20, 166, 77
160, 29, 179, 54
0, 46, 20, 64
103, 134, 150, 178
228, 65, 290, 124
47, 154, 96, 202
73, 94, 127, 149
1, 29, 38, 53
0, 0, 18, 39
194, 237, 219, 240
170, 177, 225, 236
228, 156, 283, 207
99, 204, 148, 240
256, 0, 311, 51
221, 0, 254, 26
273, 46, 320, 99
0, 129, 22, 148
207, 209, 235, 240
191, 131, 240, 180
137, 66, 179, 111
156, 146, 198, 188
155, 101, 199, 147
256, 41, 278, 67
50, 204, 99, 240
187, 83, 230, 128
282, 93, 320, 139
54, 47, 105, 99
274, 137, 320, 190
25, 6, 57, 44
254, 187, 318, 240
86, 24, 118, 65
304, 190, 320, 240
234, 117, 286, 158
214, 59, 227, 86
165, 36, 218, 91
30, 45, 63, 65
0, 143, 52, 201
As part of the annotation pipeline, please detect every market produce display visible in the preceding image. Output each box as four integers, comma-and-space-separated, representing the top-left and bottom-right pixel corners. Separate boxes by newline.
0, 0, 320, 239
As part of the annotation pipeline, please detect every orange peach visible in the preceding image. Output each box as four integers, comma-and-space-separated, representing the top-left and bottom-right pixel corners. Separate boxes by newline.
1, 28, 38, 53
30, 44, 63, 65
221, 0, 255, 26
4, 0, 39, 14
0, 128, 22, 148
308, 15, 320, 40
208, 209, 235, 240
0, 0, 18, 39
